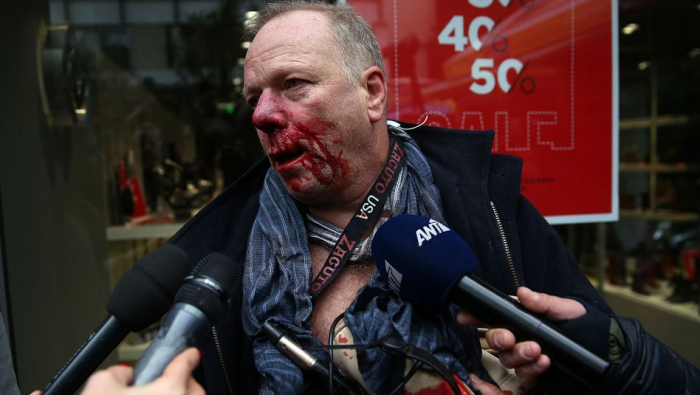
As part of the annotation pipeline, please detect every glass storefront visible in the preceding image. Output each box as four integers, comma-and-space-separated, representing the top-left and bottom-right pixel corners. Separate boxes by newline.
0, 0, 698, 391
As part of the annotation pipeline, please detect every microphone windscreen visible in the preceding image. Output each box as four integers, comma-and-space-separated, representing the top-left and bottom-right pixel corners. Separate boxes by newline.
372, 215, 477, 310
107, 244, 192, 331
175, 252, 241, 322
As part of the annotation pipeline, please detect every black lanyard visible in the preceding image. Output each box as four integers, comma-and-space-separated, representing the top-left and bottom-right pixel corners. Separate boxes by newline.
308, 137, 406, 298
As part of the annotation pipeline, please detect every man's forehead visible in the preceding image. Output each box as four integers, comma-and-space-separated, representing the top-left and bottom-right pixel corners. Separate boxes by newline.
243, 10, 339, 78
258, 10, 331, 40
244, 45, 318, 80
248, 11, 333, 58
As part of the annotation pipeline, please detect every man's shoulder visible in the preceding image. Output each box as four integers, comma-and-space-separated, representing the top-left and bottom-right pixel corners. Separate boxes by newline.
399, 122, 522, 183
169, 158, 270, 264
403, 122, 495, 148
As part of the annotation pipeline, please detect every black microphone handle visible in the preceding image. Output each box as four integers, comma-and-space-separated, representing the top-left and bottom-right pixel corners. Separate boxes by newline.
132, 303, 210, 385
452, 276, 610, 388
43, 315, 129, 395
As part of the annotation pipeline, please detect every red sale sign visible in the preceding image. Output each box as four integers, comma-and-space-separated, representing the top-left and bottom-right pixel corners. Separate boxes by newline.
346, 0, 618, 224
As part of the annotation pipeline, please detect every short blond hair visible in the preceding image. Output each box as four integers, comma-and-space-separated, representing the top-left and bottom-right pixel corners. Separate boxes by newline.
245, 1, 386, 85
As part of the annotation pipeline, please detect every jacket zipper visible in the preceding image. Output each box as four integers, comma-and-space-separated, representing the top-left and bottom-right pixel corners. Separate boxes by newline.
490, 201, 520, 288
212, 326, 235, 395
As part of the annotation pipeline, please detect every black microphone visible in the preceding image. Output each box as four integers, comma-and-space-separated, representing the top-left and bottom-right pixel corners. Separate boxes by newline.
262, 321, 330, 378
43, 244, 192, 395
261, 320, 366, 395
132, 252, 241, 384
372, 215, 611, 389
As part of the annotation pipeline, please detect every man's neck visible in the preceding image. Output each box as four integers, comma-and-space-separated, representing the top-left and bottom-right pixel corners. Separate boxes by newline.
307, 130, 392, 229
306, 196, 368, 229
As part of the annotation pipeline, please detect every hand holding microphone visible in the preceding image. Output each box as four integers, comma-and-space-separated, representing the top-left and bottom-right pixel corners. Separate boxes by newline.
41, 244, 241, 393
371, 215, 610, 390
457, 286, 587, 388
32, 348, 204, 395
132, 252, 242, 384
42, 244, 193, 395
81, 348, 203, 395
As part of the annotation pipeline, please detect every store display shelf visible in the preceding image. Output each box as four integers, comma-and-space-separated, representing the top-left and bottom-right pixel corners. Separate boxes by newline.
619, 209, 699, 222
106, 223, 184, 241
600, 281, 700, 325
619, 115, 690, 130
619, 162, 700, 173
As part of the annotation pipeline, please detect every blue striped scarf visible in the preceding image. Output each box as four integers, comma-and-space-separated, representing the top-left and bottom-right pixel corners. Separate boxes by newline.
242, 128, 483, 393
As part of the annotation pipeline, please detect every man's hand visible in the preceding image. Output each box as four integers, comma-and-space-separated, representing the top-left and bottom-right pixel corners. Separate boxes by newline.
31, 348, 204, 395
467, 373, 516, 395
81, 347, 204, 395
456, 287, 586, 388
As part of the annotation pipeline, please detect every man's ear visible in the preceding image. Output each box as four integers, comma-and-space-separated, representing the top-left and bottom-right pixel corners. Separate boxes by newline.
361, 66, 388, 123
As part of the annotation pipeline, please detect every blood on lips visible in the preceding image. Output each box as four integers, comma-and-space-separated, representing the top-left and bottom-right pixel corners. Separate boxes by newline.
263, 118, 349, 193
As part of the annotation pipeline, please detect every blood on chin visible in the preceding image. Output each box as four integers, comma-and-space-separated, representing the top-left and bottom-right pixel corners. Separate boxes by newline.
280, 171, 326, 193
276, 154, 348, 190
278, 168, 345, 203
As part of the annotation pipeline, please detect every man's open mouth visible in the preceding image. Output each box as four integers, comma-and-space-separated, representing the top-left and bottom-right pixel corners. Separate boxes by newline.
272, 150, 305, 165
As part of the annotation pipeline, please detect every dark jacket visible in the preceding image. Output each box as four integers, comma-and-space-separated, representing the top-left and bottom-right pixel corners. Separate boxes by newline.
556, 300, 700, 394
169, 124, 611, 394
605, 316, 700, 394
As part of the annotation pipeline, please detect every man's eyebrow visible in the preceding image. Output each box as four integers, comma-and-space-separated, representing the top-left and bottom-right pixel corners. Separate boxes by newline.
241, 84, 257, 99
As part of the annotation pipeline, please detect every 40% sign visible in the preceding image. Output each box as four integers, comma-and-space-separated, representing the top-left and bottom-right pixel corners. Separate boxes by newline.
437, 0, 536, 95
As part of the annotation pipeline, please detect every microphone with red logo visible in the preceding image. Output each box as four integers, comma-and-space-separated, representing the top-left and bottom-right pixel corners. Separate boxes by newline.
371, 215, 610, 389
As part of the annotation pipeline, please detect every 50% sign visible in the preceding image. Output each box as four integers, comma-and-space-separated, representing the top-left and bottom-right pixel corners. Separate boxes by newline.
437, 0, 536, 95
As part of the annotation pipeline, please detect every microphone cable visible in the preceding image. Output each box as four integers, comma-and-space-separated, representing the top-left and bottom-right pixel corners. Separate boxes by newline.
318, 314, 462, 395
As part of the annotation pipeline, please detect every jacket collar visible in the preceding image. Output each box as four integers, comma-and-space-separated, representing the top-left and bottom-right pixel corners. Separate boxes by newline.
405, 122, 495, 189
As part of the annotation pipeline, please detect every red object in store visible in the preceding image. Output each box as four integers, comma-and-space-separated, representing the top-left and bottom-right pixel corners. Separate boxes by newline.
682, 248, 699, 280
127, 178, 148, 218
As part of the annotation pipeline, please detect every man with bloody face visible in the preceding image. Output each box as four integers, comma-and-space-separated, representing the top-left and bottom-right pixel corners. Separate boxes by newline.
243, 6, 390, 210
173, 1, 607, 393
169, 2, 698, 395
240, 5, 540, 392
242, 3, 397, 341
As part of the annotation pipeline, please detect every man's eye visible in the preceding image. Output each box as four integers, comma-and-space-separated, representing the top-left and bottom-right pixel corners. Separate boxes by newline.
285, 79, 305, 89
247, 96, 259, 108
